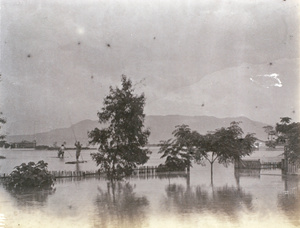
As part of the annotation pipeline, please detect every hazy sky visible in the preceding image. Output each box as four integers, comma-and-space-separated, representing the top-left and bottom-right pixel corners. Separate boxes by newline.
1, 0, 299, 135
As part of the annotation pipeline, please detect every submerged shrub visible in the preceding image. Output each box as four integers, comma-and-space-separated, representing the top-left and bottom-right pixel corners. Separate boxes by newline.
4, 160, 55, 192
156, 157, 187, 172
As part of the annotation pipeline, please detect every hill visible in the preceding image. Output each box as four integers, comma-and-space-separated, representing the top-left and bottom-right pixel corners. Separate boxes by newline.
6, 115, 268, 147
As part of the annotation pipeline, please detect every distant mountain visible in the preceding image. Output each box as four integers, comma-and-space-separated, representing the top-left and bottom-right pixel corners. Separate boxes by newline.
6, 115, 268, 146
6, 119, 100, 147
145, 115, 268, 143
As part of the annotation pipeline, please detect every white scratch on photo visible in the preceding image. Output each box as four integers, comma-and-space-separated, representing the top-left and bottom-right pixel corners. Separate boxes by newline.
250, 73, 282, 88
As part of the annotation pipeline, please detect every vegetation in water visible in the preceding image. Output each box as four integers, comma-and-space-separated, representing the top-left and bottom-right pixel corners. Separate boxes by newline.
4, 160, 55, 192
157, 124, 201, 172
158, 121, 257, 184
89, 75, 151, 180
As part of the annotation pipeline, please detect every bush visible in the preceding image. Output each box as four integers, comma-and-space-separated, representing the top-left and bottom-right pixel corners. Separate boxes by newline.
156, 157, 187, 172
265, 140, 277, 148
4, 160, 55, 192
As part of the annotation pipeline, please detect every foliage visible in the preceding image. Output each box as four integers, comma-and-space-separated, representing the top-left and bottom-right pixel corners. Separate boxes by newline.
263, 125, 273, 139
263, 125, 277, 148
156, 150, 187, 172
198, 121, 257, 166
158, 125, 202, 172
276, 117, 300, 163
0, 75, 7, 145
158, 122, 256, 178
89, 75, 151, 180
265, 140, 277, 148
4, 160, 55, 192
0, 112, 6, 141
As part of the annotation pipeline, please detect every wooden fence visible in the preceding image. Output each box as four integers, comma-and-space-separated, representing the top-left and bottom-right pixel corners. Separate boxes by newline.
286, 163, 300, 175
235, 159, 281, 169
0, 166, 160, 179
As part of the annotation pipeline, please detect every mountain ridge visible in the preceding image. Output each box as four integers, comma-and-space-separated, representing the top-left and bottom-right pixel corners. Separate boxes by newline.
6, 115, 268, 146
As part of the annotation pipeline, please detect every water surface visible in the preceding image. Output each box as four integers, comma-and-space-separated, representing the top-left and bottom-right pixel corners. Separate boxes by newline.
0, 147, 299, 228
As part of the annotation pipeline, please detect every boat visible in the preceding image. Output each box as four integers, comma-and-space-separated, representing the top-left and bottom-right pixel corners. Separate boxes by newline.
49, 156, 69, 158
65, 161, 87, 164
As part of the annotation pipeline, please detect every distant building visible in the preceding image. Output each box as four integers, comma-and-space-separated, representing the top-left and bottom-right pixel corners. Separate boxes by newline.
11, 140, 36, 149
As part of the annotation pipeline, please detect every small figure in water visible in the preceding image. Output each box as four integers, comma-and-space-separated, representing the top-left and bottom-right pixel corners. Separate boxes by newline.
58, 144, 65, 158
75, 141, 82, 161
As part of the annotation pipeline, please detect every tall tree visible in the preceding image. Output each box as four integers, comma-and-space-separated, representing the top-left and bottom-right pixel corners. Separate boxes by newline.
276, 117, 300, 163
158, 124, 202, 172
89, 75, 150, 180
196, 122, 256, 185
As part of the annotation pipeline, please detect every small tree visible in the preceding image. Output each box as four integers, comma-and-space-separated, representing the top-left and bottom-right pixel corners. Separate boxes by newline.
89, 75, 151, 180
263, 125, 273, 141
158, 125, 202, 172
263, 125, 277, 148
196, 122, 256, 185
4, 161, 55, 192
0, 112, 6, 142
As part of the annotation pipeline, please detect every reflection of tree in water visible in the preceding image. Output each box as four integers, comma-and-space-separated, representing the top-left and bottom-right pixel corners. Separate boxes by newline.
163, 184, 253, 220
94, 182, 149, 228
277, 176, 300, 227
5, 188, 55, 208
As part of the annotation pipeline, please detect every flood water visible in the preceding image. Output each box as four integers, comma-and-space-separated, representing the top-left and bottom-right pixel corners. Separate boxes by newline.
0, 147, 299, 228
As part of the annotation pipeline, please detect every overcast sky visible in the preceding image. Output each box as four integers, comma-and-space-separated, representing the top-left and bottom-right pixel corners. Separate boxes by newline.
1, 0, 299, 135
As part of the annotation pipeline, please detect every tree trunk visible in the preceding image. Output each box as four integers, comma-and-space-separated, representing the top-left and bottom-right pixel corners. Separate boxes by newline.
186, 172, 190, 190
210, 161, 214, 186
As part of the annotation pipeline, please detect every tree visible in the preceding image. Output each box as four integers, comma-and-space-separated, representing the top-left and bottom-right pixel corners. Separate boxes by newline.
0, 75, 6, 145
89, 75, 151, 180
263, 125, 274, 141
4, 160, 55, 192
263, 125, 277, 148
276, 117, 300, 163
196, 122, 256, 185
0, 112, 6, 141
158, 125, 202, 172
0, 112, 7, 149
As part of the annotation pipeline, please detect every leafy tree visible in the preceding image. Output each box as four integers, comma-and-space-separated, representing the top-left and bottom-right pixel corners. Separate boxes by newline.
0, 75, 5, 142
89, 75, 151, 180
263, 125, 277, 148
280, 117, 292, 124
196, 122, 256, 185
0, 112, 6, 140
4, 160, 55, 192
158, 124, 202, 172
276, 117, 300, 163
0, 112, 8, 150
263, 125, 273, 141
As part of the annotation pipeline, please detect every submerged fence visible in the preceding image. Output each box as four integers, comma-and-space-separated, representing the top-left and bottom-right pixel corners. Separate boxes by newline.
2, 161, 297, 179
285, 162, 300, 175
234, 159, 281, 169
0, 166, 160, 179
